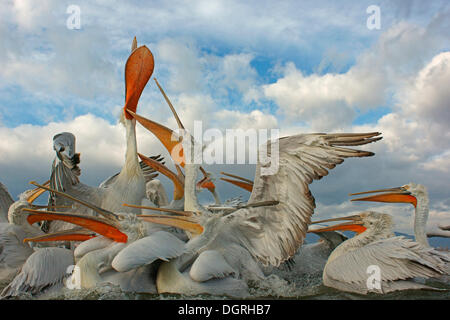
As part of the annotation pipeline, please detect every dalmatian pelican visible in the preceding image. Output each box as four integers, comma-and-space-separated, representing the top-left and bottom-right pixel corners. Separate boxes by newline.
309, 212, 449, 294
19, 181, 187, 292
349, 183, 450, 247
0, 183, 85, 289
217, 171, 349, 280
45, 38, 155, 219
119, 114, 382, 296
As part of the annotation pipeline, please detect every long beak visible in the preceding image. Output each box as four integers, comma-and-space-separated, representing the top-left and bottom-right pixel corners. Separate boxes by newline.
154, 78, 185, 130
131, 36, 137, 52
220, 178, 253, 192
128, 110, 185, 166
138, 214, 203, 235
23, 208, 127, 243
196, 176, 216, 193
221, 172, 253, 184
123, 45, 154, 120
220, 172, 253, 192
138, 153, 184, 200
26, 180, 51, 204
122, 203, 194, 217
309, 215, 367, 234
29, 181, 121, 222
23, 227, 97, 243
349, 187, 417, 208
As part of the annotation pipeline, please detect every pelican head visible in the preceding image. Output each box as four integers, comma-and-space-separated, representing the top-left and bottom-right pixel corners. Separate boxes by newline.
53, 132, 80, 168
309, 211, 393, 236
196, 171, 216, 193
349, 184, 420, 207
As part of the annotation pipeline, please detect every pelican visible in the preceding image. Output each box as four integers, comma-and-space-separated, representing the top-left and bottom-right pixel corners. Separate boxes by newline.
349, 183, 450, 247
262, 230, 348, 283
218, 171, 349, 280
0, 184, 80, 285
45, 38, 155, 218
121, 116, 382, 296
1, 247, 74, 299
134, 78, 219, 205
309, 212, 449, 294
19, 181, 188, 292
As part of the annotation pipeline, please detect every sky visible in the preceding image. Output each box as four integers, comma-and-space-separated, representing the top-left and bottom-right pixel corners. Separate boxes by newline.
0, 0, 449, 239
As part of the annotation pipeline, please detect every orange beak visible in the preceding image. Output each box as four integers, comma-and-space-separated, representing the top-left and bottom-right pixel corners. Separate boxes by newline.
350, 187, 417, 208
23, 208, 127, 243
196, 176, 216, 192
26, 180, 51, 204
138, 153, 185, 200
23, 227, 96, 243
220, 172, 253, 192
220, 178, 253, 192
309, 215, 367, 234
27, 181, 127, 242
128, 110, 185, 166
123, 45, 154, 120
138, 214, 203, 235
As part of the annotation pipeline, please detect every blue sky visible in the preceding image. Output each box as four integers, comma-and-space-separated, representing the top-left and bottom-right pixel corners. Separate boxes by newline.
0, 0, 449, 238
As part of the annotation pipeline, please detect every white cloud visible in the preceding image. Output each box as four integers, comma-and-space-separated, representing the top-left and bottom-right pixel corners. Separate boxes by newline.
0, 1, 449, 238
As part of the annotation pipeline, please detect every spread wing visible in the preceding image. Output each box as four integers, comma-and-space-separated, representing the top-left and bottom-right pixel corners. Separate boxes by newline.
225, 132, 382, 266
1, 247, 74, 298
325, 236, 449, 289
0, 182, 14, 223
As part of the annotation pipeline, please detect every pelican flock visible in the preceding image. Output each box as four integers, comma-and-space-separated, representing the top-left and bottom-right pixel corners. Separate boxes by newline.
0, 37, 448, 299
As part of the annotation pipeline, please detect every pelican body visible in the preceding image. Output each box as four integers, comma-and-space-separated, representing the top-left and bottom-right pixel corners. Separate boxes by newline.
311, 212, 449, 294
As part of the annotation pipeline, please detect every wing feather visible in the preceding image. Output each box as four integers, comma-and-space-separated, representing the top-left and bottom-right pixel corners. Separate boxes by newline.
0, 182, 14, 223
324, 236, 449, 291
1, 247, 74, 298
226, 132, 381, 266
112, 231, 185, 272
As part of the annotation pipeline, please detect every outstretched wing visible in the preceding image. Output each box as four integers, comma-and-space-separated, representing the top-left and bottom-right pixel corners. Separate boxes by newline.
227, 132, 381, 266
1, 247, 74, 298
324, 236, 449, 292
0, 182, 14, 223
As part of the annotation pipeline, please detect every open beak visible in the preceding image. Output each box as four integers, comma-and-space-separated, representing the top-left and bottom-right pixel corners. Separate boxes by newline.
123, 203, 194, 217
309, 215, 367, 234
138, 153, 185, 200
220, 172, 253, 192
154, 78, 185, 130
26, 180, 50, 204
23, 227, 97, 243
135, 79, 210, 183
123, 45, 154, 120
138, 214, 203, 235
128, 110, 185, 166
349, 187, 417, 208
23, 208, 127, 243
196, 176, 216, 193
30, 181, 121, 222
27, 181, 127, 242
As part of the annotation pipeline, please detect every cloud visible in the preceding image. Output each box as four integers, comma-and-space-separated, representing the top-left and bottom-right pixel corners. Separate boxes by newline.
0, 1, 449, 240
262, 17, 450, 131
